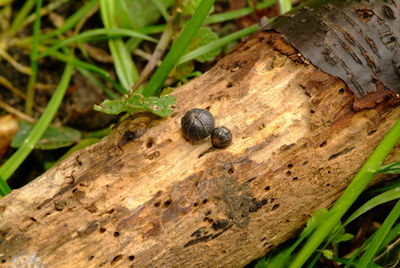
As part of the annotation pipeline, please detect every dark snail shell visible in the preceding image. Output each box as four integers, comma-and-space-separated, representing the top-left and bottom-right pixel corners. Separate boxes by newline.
181, 108, 215, 141
211, 126, 232, 148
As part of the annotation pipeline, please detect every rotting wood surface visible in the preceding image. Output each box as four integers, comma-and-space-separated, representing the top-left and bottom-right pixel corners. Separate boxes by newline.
1, 8, 400, 268
268, 0, 400, 102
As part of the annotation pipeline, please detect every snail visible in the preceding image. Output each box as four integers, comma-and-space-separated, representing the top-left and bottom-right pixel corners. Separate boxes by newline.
211, 126, 232, 148
181, 108, 215, 141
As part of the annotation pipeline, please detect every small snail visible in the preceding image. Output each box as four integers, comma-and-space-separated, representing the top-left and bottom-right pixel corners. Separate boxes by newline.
211, 126, 232, 148
181, 108, 215, 141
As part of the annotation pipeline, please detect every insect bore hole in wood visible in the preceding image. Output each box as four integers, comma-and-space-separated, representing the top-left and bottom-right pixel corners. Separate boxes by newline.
111, 255, 123, 265
146, 138, 153, 148
163, 200, 172, 207
272, 204, 280, 211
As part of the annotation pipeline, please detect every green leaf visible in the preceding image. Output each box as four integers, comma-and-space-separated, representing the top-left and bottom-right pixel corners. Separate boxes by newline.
302, 208, 328, 237
320, 249, 334, 260
328, 224, 346, 243
170, 61, 195, 81
114, 0, 172, 29
180, 0, 202, 15
11, 121, 81, 150
94, 94, 176, 117
331, 232, 354, 244
187, 26, 220, 63
278, 0, 292, 14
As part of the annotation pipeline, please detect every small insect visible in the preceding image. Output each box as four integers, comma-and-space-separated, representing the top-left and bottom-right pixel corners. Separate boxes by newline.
181, 108, 215, 141
211, 126, 232, 148
117, 127, 146, 151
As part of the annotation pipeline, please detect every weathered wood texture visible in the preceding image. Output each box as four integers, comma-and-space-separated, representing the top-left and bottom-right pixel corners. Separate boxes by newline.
0, 32, 400, 268
269, 0, 400, 98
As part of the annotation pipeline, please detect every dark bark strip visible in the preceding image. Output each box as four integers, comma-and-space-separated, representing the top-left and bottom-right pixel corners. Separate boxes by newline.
267, 0, 400, 100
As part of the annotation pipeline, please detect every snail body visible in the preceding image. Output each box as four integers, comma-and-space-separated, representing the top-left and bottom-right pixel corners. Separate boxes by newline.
181, 108, 215, 141
211, 126, 232, 148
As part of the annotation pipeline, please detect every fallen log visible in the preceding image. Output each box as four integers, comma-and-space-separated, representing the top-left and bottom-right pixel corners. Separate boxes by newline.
1, 0, 400, 267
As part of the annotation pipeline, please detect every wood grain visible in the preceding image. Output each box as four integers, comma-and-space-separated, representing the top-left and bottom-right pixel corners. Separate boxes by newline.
0, 32, 399, 268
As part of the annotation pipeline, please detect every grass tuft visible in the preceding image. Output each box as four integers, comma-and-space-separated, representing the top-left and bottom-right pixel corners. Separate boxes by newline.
142, 0, 216, 97
0, 60, 74, 196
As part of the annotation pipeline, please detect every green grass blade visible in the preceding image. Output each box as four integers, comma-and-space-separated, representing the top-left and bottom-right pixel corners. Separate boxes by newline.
142, 0, 216, 97
376, 161, 400, 174
289, 119, 400, 268
380, 222, 400, 250
100, 0, 139, 91
358, 200, 400, 267
46, 49, 107, 76
0, 61, 74, 195
311, 187, 400, 266
278, 0, 292, 14
140, 24, 166, 34
126, 38, 143, 52
25, 0, 43, 115
343, 187, 400, 226
47, 50, 126, 95
204, 0, 275, 24
77, 67, 118, 99
0, 175, 11, 196
343, 223, 399, 268
40, 28, 157, 58
44, 0, 99, 38
333, 257, 383, 268
309, 186, 400, 266
134, 0, 275, 36
151, 0, 169, 21
7, 0, 35, 36
178, 24, 259, 65
368, 178, 400, 193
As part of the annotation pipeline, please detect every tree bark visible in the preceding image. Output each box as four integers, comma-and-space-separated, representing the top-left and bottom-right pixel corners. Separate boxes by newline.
0, 30, 400, 268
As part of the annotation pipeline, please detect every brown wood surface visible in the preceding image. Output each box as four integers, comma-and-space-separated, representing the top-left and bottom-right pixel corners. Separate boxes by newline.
0, 32, 399, 268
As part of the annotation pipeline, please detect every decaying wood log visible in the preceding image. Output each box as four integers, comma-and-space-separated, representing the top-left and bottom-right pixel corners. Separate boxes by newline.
1, 1, 400, 267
